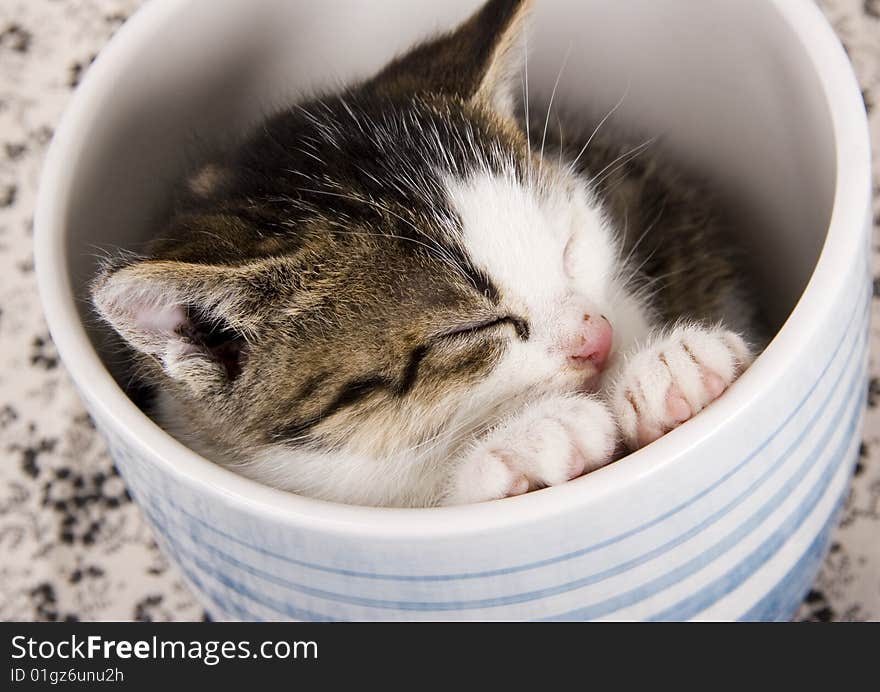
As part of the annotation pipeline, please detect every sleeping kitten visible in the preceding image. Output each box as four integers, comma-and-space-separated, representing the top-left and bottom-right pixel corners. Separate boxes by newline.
91, 0, 756, 507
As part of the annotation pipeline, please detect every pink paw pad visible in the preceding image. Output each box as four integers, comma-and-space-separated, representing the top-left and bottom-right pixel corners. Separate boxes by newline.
702, 368, 727, 399
666, 389, 692, 423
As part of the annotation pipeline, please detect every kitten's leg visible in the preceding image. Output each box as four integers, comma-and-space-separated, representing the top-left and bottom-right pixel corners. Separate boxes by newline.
610, 324, 752, 450
441, 394, 618, 506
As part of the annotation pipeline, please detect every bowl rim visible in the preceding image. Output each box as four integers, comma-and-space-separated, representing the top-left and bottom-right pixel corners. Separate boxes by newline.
34, 0, 871, 538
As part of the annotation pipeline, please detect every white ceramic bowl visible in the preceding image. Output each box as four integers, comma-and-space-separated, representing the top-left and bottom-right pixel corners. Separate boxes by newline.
35, 0, 871, 621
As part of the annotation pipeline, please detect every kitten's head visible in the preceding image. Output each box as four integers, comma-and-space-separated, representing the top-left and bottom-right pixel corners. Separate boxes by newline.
92, 0, 630, 483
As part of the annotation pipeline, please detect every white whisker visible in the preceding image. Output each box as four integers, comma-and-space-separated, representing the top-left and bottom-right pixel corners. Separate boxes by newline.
539, 45, 572, 177
588, 136, 657, 187
567, 79, 632, 174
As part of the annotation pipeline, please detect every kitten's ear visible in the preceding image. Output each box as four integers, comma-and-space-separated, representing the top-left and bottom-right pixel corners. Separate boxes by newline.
91, 260, 258, 390
369, 0, 531, 117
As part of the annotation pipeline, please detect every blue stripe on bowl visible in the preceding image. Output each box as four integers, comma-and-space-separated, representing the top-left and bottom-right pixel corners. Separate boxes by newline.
738, 494, 846, 622
143, 497, 338, 620
176, 538, 338, 622
173, 557, 266, 621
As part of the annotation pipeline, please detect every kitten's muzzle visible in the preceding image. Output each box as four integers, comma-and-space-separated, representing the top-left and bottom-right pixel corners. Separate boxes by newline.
566, 314, 613, 374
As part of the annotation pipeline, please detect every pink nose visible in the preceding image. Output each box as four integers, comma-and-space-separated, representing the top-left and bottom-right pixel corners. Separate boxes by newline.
567, 314, 613, 372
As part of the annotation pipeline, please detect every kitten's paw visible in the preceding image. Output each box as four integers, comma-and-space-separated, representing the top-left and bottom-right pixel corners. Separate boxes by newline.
612, 324, 752, 450
442, 395, 617, 505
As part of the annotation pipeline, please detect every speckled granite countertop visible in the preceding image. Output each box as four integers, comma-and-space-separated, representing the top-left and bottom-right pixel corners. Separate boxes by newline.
0, 0, 877, 621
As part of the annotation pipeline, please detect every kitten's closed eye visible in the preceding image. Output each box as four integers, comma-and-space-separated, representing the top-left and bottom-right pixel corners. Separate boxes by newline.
440, 316, 530, 342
